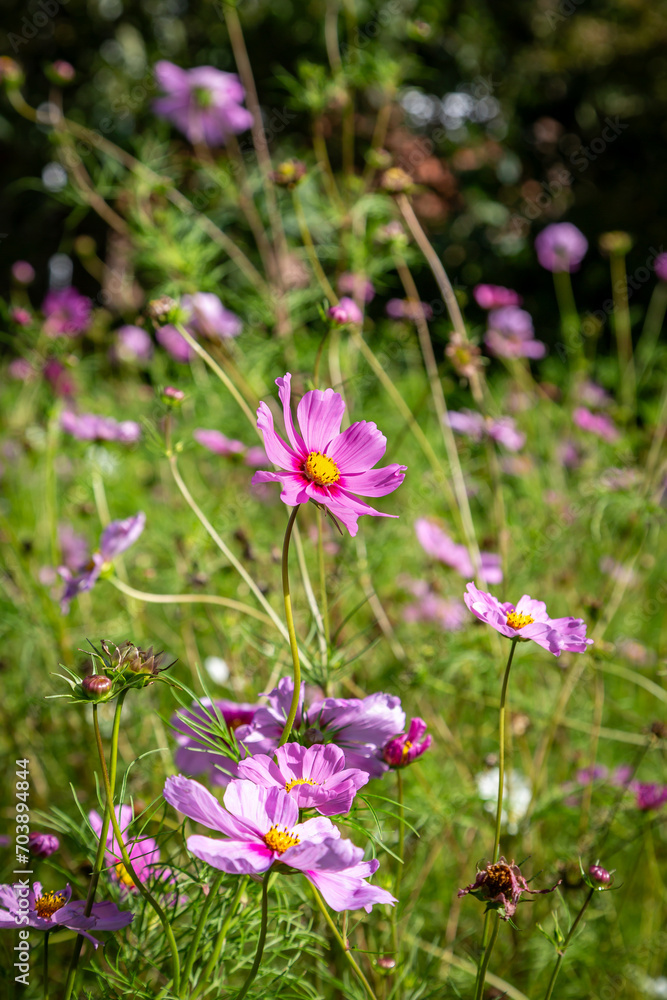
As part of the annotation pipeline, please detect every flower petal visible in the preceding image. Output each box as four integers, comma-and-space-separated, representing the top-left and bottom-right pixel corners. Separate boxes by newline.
296, 388, 346, 452
187, 835, 273, 874
328, 420, 387, 472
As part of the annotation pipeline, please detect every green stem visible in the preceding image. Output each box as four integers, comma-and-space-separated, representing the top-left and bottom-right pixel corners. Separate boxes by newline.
553, 270, 584, 373
235, 874, 270, 1000
62, 694, 126, 1000
493, 640, 518, 864
292, 189, 337, 302
278, 506, 302, 746
390, 769, 405, 959
609, 253, 635, 412
108, 577, 273, 626
310, 884, 379, 1000
43, 932, 50, 1000
193, 876, 249, 995
180, 871, 227, 994
92, 706, 181, 991
317, 509, 330, 650
473, 913, 500, 1000
542, 888, 594, 1000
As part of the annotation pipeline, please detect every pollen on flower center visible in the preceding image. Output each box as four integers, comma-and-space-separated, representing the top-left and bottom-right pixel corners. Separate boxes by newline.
506, 611, 535, 630
485, 862, 514, 894
303, 451, 340, 487
34, 891, 67, 920
114, 863, 136, 888
264, 825, 300, 854
285, 777, 320, 793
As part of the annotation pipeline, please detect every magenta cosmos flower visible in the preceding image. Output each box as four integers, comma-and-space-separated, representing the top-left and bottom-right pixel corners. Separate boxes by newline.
194, 429, 246, 456
42, 286, 92, 337
382, 718, 431, 769
402, 579, 467, 632
458, 858, 560, 922
535, 222, 588, 273
328, 298, 363, 325
237, 743, 369, 816
58, 512, 145, 613
89, 805, 176, 897
28, 832, 60, 858
473, 284, 522, 309
182, 292, 242, 340
337, 272, 375, 303
236, 677, 406, 779
172, 698, 258, 787
386, 298, 434, 321
61, 411, 141, 444
632, 782, 667, 811
0, 882, 132, 945
157, 324, 193, 363
252, 373, 406, 536
573, 407, 619, 443
653, 253, 667, 283
463, 582, 593, 656
114, 325, 154, 362
164, 776, 395, 912
485, 307, 546, 360
154, 62, 253, 146
416, 519, 502, 585
446, 409, 525, 452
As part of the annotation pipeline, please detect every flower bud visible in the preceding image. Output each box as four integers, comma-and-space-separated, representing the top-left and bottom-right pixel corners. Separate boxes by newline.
377, 956, 396, 971
303, 727, 325, 747
161, 386, 185, 405
46, 61, 76, 86
146, 296, 178, 324
588, 864, 612, 885
28, 832, 60, 858
380, 167, 414, 193
598, 231, 632, 257
0, 57, 24, 87
365, 148, 392, 171
271, 159, 306, 187
82, 674, 113, 699
11, 261, 35, 285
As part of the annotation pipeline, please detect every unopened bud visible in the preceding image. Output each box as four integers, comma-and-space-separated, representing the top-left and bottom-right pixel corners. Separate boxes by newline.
161, 386, 185, 405
271, 159, 306, 187
82, 674, 113, 698
380, 167, 414, 193
146, 296, 178, 324
589, 864, 612, 885
28, 832, 60, 858
46, 61, 76, 85
377, 956, 396, 971
598, 231, 632, 257
303, 727, 325, 747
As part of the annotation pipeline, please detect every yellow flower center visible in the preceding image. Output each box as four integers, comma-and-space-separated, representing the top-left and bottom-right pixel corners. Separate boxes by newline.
263, 825, 300, 854
285, 777, 320, 793
114, 863, 136, 888
34, 891, 67, 920
401, 740, 413, 762
304, 451, 340, 487
506, 611, 535, 630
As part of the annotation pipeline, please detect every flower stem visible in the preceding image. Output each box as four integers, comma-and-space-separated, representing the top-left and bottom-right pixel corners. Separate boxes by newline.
235, 874, 270, 1000
193, 876, 249, 995
473, 912, 500, 1000
609, 252, 636, 413
180, 871, 227, 995
43, 932, 50, 1000
542, 888, 594, 1000
391, 769, 405, 959
493, 639, 518, 864
310, 884, 379, 1000
108, 576, 273, 626
92, 705, 181, 992
279, 505, 302, 746
317, 509, 330, 650
552, 270, 584, 374
62, 693, 125, 1000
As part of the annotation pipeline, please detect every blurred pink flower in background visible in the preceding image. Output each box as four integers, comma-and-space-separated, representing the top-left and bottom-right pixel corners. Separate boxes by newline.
416, 519, 503, 584
194, 429, 246, 456
386, 298, 434, 321
329, 298, 363, 324
154, 62, 253, 146
473, 284, 522, 309
535, 222, 588, 272
337, 272, 375, 303
485, 307, 546, 360
42, 287, 92, 337
573, 407, 619, 442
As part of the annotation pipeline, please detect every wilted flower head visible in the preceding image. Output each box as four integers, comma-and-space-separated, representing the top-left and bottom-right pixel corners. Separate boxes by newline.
464, 582, 593, 656
382, 718, 431, 768
42, 287, 92, 337
416, 519, 502, 585
28, 832, 60, 858
328, 298, 363, 325
182, 292, 242, 340
271, 159, 306, 186
458, 857, 561, 921
0, 882, 132, 946
446, 331, 483, 379
485, 307, 546, 360
573, 407, 619, 443
252, 373, 406, 536
163, 776, 396, 912
381, 167, 413, 192
535, 222, 588, 273
154, 61, 253, 146
473, 284, 522, 309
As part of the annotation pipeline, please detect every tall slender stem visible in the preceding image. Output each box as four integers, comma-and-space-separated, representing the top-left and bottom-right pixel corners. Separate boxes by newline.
43, 932, 50, 1000
317, 509, 330, 650
92, 707, 181, 991
473, 913, 500, 1000
180, 871, 227, 994
310, 885, 379, 1000
609, 253, 635, 412
108, 577, 272, 625
542, 888, 594, 1000
493, 639, 518, 864
279, 506, 302, 746
391, 769, 405, 959
193, 876, 249, 996
62, 694, 126, 1000
235, 874, 270, 1000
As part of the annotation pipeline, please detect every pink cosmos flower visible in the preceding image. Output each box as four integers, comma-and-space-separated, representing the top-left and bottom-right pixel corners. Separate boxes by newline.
194, 429, 246, 456
163, 776, 395, 912
632, 782, 667, 811
473, 284, 522, 309
653, 253, 667, 283
446, 409, 525, 452
416, 519, 503, 585
401, 578, 467, 631
535, 222, 588, 273
0, 882, 132, 946
244, 445, 267, 467
10, 307, 32, 327
458, 857, 560, 921
485, 307, 546, 360
156, 324, 193, 363
252, 373, 406, 536
28, 832, 60, 858
573, 407, 619, 443
61, 411, 141, 444
58, 512, 145, 613
328, 298, 363, 325
89, 806, 167, 894
172, 698, 258, 787
237, 677, 406, 779
11, 260, 35, 284
237, 743, 369, 816
44, 359, 76, 397
182, 292, 242, 340
463, 582, 593, 656
385, 298, 434, 321
8, 358, 35, 380
42, 286, 92, 337
154, 62, 254, 146
382, 719, 431, 768
578, 380, 612, 408
337, 272, 375, 303
114, 325, 154, 362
